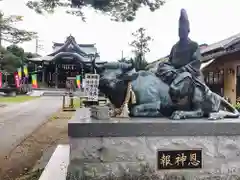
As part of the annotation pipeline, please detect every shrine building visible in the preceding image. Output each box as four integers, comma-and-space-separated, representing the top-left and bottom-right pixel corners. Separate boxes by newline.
200, 33, 240, 104
28, 35, 106, 88
147, 32, 240, 105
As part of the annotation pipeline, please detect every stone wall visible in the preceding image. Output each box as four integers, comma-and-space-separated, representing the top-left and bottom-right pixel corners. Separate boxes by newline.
68, 136, 240, 179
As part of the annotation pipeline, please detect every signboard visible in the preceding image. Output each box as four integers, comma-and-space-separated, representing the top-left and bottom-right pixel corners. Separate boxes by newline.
157, 149, 202, 170
84, 73, 99, 101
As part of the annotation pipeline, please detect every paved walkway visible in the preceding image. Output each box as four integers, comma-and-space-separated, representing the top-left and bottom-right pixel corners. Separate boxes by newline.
0, 97, 62, 156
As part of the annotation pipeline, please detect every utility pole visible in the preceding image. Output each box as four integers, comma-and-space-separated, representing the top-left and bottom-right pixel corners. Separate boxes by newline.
0, 12, 3, 48
35, 36, 43, 54
0, 12, 3, 71
35, 37, 39, 54
121, 50, 124, 60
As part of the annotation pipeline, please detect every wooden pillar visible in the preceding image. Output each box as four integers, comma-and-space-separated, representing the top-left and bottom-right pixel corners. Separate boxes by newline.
42, 62, 45, 84
55, 64, 58, 89
224, 66, 236, 104
81, 63, 84, 79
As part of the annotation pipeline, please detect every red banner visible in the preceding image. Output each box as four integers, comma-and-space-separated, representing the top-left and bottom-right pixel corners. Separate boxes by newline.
0, 72, 2, 88
14, 72, 20, 88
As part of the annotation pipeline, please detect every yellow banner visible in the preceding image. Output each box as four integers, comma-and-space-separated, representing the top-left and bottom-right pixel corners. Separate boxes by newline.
23, 65, 28, 77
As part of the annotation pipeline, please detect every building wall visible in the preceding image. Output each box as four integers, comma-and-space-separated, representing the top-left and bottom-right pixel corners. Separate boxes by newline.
202, 52, 240, 104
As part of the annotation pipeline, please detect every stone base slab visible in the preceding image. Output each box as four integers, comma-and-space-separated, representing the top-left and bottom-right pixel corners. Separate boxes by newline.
67, 108, 240, 179
68, 136, 240, 179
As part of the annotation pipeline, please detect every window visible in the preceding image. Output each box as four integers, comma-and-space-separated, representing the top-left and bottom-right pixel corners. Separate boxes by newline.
209, 72, 213, 84
205, 69, 224, 85
213, 72, 218, 84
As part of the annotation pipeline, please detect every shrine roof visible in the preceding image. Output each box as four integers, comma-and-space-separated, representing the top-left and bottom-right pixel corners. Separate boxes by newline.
48, 35, 98, 57
53, 42, 95, 47
200, 32, 240, 55
28, 35, 103, 63
27, 53, 104, 63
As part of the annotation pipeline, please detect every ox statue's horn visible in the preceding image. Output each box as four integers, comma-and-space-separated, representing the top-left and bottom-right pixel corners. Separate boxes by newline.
91, 53, 104, 73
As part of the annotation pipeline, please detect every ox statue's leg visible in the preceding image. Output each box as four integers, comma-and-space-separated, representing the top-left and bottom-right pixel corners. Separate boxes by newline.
170, 109, 204, 120
131, 101, 163, 117
170, 86, 204, 120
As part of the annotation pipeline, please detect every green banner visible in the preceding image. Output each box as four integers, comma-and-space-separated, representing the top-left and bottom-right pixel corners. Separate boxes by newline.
76, 75, 81, 88
31, 74, 38, 88
76, 75, 81, 81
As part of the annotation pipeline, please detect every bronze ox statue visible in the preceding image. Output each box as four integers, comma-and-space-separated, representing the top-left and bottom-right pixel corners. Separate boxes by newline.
92, 60, 239, 120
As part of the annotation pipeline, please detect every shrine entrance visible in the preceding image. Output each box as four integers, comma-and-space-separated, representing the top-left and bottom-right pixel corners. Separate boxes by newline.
56, 62, 81, 88
44, 56, 92, 88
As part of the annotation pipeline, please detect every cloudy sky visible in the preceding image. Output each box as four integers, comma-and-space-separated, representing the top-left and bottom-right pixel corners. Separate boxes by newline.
1, 0, 240, 62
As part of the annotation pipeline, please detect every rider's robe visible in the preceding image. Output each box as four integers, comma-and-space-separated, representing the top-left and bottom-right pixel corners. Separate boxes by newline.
156, 39, 204, 86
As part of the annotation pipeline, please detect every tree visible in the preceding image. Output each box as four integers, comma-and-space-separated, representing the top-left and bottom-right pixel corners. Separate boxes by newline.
7, 44, 24, 58
0, 45, 36, 74
129, 27, 152, 71
132, 54, 148, 71
26, 0, 165, 22
0, 12, 37, 47
118, 57, 134, 64
0, 46, 21, 73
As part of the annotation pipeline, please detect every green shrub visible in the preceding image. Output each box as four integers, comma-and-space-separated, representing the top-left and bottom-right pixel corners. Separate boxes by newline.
234, 102, 240, 111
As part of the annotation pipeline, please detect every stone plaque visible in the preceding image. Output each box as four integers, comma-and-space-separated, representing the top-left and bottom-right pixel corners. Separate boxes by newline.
157, 149, 202, 170
84, 73, 99, 101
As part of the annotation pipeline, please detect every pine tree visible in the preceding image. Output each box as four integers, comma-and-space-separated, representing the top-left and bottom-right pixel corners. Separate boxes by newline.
26, 0, 165, 22
0, 11, 37, 47
129, 27, 152, 71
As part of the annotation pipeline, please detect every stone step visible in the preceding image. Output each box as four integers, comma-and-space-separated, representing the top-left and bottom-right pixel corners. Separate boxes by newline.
43, 91, 85, 97
43, 91, 66, 96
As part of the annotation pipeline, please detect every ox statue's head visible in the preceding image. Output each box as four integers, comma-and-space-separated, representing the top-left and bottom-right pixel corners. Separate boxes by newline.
92, 58, 136, 108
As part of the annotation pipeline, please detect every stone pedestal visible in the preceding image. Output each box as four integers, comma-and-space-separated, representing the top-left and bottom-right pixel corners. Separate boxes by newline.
67, 108, 240, 179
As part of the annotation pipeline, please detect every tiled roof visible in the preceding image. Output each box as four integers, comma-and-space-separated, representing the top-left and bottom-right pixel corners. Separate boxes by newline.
53, 42, 95, 47
200, 32, 240, 54
148, 32, 240, 70
28, 54, 102, 63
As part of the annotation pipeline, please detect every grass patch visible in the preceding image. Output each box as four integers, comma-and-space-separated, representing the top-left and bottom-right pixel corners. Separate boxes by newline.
16, 168, 44, 180
0, 96, 39, 103
49, 97, 82, 121
62, 97, 82, 108
74, 98, 81, 108
50, 110, 75, 121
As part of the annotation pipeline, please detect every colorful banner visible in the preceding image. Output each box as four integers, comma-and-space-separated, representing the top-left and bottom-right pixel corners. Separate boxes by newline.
76, 75, 81, 89
14, 72, 20, 88
23, 65, 28, 77
31, 74, 38, 88
17, 67, 22, 80
0, 72, 2, 88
